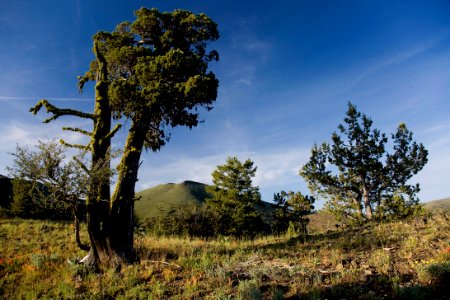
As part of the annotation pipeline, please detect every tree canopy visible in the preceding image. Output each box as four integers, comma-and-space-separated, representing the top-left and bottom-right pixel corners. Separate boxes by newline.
300, 102, 428, 224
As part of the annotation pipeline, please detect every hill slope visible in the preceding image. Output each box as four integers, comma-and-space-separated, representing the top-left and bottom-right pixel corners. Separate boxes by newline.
134, 181, 210, 224
134, 180, 276, 225
423, 197, 450, 213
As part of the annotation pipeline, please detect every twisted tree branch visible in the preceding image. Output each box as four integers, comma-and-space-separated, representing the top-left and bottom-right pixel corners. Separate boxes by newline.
30, 99, 95, 123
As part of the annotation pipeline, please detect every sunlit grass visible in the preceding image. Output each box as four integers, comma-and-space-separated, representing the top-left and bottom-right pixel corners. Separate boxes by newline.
1, 214, 449, 299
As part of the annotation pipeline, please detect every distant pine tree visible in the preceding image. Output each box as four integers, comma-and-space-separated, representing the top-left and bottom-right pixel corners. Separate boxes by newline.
206, 157, 264, 237
273, 191, 315, 235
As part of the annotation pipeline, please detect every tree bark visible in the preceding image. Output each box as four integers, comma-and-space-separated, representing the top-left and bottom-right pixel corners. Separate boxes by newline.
109, 120, 148, 262
361, 177, 372, 220
82, 41, 114, 267
74, 214, 90, 251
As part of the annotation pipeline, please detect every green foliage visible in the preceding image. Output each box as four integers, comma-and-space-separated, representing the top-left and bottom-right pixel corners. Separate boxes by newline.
9, 176, 81, 221
80, 8, 219, 152
237, 279, 263, 300
32, 7, 220, 264
207, 157, 264, 237
7, 141, 87, 220
153, 203, 220, 238
301, 102, 428, 224
273, 191, 315, 235
10, 178, 48, 218
135, 181, 279, 238
416, 262, 450, 286
375, 191, 425, 220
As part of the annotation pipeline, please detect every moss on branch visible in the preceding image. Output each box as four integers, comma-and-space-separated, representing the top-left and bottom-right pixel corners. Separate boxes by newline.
59, 139, 90, 151
30, 99, 95, 123
62, 127, 93, 136
104, 124, 122, 140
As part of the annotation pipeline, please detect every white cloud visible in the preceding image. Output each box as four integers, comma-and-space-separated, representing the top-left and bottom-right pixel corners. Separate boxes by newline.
0, 120, 91, 174
413, 124, 450, 201
136, 148, 310, 200
414, 147, 450, 201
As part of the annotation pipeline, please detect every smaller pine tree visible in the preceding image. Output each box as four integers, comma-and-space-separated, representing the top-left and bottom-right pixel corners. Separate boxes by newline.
273, 191, 315, 235
206, 157, 263, 237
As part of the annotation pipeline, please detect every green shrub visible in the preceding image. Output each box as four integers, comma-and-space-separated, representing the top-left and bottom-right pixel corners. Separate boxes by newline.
151, 203, 221, 238
416, 262, 450, 285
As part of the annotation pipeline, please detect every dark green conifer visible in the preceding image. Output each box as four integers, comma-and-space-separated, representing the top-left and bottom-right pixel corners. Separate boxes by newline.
300, 102, 427, 225
207, 157, 263, 237
273, 191, 315, 235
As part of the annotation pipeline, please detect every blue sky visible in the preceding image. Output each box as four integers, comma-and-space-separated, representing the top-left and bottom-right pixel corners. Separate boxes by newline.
1, 1, 449, 207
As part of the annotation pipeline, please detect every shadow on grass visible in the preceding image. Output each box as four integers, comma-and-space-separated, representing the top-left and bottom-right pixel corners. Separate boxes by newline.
303, 281, 448, 300
260, 267, 449, 300
254, 224, 406, 254
304, 269, 450, 300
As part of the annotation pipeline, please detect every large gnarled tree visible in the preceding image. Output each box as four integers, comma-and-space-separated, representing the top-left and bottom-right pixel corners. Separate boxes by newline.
31, 7, 219, 267
300, 102, 428, 225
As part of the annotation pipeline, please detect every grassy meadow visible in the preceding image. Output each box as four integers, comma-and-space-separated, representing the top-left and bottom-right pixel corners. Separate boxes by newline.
1, 213, 449, 299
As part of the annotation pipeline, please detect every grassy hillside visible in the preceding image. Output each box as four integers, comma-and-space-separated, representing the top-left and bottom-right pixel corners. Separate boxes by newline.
134, 181, 276, 225
423, 198, 450, 213
1, 215, 449, 299
134, 181, 210, 224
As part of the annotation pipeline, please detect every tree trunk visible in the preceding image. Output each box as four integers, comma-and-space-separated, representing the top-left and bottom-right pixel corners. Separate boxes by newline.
74, 214, 90, 251
109, 120, 148, 262
361, 179, 372, 220
349, 190, 363, 220
82, 42, 114, 267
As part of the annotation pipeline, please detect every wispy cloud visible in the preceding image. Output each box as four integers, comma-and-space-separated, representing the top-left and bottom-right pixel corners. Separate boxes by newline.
222, 16, 272, 88
326, 35, 447, 97
0, 96, 93, 102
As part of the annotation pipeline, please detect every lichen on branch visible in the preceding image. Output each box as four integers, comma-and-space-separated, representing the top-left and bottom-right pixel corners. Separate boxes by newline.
30, 99, 95, 123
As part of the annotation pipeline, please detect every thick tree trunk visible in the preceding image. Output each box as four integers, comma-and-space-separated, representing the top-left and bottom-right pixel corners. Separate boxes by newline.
82, 42, 115, 268
109, 120, 148, 262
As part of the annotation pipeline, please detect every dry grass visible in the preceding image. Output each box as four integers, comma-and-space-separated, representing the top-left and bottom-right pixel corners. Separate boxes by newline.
1, 214, 449, 299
